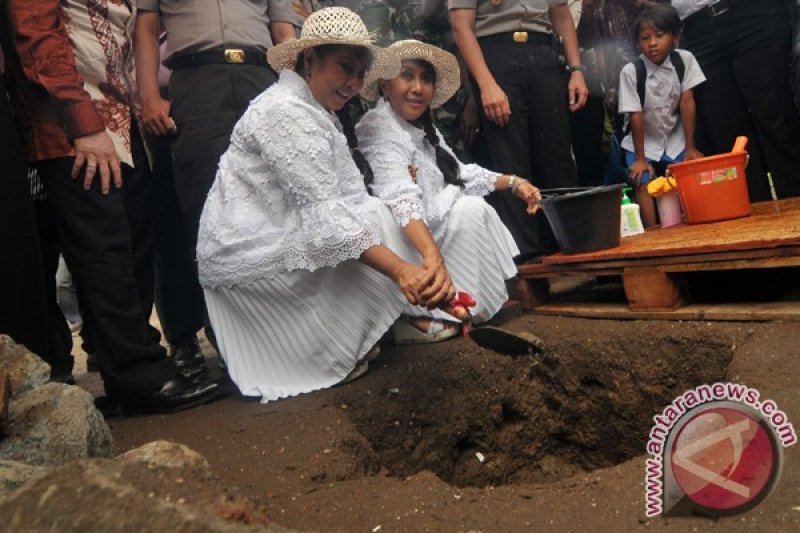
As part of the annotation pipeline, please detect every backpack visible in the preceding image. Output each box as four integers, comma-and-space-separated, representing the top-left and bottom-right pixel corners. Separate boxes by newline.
622, 50, 686, 136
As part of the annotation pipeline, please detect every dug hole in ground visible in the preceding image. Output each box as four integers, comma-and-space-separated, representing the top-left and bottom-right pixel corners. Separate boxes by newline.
75, 281, 800, 532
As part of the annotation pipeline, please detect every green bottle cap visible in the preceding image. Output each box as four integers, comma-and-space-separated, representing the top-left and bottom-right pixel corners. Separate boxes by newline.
622, 187, 633, 205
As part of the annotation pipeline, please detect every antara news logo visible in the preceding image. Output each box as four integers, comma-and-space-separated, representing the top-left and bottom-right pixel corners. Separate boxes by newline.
644, 382, 796, 518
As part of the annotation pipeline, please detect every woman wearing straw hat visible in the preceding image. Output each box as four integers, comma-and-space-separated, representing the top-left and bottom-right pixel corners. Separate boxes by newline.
356, 40, 542, 341
196, 8, 468, 402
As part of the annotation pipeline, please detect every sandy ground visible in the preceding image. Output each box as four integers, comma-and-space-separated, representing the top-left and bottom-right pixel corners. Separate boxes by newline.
69, 305, 800, 532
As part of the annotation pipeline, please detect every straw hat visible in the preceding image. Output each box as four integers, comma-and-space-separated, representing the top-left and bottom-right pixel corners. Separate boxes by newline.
267, 7, 399, 81
361, 40, 461, 109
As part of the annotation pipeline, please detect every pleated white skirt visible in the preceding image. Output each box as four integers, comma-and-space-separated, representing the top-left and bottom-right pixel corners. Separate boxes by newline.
402, 195, 520, 323
204, 197, 519, 402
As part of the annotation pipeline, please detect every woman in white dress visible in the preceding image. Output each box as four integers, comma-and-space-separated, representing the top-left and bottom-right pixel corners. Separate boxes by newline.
197, 9, 464, 402
355, 40, 543, 341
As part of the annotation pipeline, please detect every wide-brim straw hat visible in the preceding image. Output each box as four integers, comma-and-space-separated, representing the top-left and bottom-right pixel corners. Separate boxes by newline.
361, 40, 461, 109
267, 7, 399, 82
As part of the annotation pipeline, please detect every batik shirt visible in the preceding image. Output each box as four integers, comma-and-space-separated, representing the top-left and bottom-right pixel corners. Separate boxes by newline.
2, 0, 138, 165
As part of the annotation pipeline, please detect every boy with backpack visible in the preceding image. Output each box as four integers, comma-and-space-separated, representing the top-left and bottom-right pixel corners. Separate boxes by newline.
619, 2, 705, 227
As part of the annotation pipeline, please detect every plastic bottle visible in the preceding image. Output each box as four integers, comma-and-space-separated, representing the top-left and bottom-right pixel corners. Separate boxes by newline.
620, 187, 645, 237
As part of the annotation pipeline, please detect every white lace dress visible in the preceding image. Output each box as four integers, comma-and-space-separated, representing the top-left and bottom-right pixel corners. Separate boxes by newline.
197, 71, 417, 402
356, 100, 519, 323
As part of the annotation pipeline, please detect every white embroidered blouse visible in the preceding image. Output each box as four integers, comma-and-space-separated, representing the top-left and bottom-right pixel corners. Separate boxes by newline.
197, 70, 383, 288
356, 99, 498, 237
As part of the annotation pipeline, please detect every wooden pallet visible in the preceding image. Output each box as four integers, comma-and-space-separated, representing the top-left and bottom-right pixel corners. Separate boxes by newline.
516, 198, 800, 316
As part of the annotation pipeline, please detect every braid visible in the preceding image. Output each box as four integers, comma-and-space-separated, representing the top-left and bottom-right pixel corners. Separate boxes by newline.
420, 110, 463, 188
335, 104, 374, 190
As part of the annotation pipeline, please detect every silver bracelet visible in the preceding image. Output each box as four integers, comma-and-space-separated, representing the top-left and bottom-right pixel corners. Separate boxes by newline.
512, 178, 528, 195
507, 175, 516, 191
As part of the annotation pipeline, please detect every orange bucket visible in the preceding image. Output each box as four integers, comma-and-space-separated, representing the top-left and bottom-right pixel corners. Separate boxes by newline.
667, 151, 750, 224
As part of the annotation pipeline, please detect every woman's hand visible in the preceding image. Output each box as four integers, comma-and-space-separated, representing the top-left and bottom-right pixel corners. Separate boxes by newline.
418, 254, 456, 310
515, 181, 542, 214
391, 261, 427, 306
628, 158, 654, 187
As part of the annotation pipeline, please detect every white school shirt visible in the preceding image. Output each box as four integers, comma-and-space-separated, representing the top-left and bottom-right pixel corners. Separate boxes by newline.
618, 49, 706, 161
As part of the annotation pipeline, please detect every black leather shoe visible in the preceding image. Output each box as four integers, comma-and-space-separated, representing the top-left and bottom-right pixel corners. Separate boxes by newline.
170, 337, 207, 378
135, 374, 225, 414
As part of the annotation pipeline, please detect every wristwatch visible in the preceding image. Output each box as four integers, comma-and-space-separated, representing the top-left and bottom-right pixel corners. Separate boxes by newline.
567, 64, 586, 74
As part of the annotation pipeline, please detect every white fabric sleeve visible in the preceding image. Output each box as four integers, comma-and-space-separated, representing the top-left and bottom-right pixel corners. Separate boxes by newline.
359, 134, 426, 228
247, 102, 382, 261
435, 125, 498, 197
618, 62, 642, 113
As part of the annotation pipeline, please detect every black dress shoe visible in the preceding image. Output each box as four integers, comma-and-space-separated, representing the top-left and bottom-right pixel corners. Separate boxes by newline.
134, 374, 225, 414
170, 337, 207, 378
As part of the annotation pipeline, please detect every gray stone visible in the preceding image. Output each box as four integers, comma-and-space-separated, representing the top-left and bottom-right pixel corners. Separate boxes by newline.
0, 460, 50, 502
118, 440, 210, 471
0, 383, 114, 466
0, 335, 51, 397
0, 444, 291, 532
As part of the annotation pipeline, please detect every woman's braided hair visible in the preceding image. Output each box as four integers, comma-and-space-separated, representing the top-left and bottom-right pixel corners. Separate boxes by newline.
417, 103, 463, 188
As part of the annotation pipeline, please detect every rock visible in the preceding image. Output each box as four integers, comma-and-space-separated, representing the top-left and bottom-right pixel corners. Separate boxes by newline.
0, 460, 49, 502
0, 335, 50, 397
0, 443, 291, 532
0, 383, 114, 466
119, 440, 210, 472
0, 371, 10, 434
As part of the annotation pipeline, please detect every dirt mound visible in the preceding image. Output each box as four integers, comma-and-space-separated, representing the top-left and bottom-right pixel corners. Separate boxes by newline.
337, 319, 735, 487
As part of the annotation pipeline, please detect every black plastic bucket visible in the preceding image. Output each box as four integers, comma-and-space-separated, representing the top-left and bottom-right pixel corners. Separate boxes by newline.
538, 184, 624, 254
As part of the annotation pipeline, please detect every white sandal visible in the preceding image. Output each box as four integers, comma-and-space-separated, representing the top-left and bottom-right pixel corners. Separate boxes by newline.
393, 318, 460, 345
340, 345, 380, 384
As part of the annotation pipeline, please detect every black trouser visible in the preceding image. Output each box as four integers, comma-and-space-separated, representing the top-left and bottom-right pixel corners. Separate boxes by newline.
151, 133, 205, 346
33, 200, 74, 378
169, 64, 277, 258
474, 35, 579, 262
36, 124, 180, 404
0, 75, 48, 359
682, 0, 800, 201
168, 64, 278, 334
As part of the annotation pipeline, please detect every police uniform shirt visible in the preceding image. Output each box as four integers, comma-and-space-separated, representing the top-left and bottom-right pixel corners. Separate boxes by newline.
138, 0, 295, 63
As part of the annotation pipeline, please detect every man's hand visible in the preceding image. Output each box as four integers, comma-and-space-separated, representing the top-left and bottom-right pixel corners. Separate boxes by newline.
71, 131, 122, 194
480, 81, 511, 126
568, 71, 590, 112
141, 96, 177, 136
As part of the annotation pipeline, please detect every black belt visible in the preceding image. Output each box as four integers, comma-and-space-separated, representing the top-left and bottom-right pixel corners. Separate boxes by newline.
478, 31, 553, 46
694, 0, 742, 19
168, 48, 270, 70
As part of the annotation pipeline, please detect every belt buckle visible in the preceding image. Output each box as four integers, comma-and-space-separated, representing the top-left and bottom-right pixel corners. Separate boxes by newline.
224, 48, 246, 64
513, 31, 528, 44
708, 0, 729, 17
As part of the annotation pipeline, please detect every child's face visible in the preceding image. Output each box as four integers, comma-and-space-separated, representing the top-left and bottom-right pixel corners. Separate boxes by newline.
637, 23, 678, 65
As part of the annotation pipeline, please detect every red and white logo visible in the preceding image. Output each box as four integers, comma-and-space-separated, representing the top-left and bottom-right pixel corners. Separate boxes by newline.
669, 405, 779, 513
